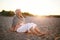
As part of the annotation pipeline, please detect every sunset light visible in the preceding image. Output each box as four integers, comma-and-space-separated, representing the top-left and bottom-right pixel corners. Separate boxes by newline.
0, 0, 60, 16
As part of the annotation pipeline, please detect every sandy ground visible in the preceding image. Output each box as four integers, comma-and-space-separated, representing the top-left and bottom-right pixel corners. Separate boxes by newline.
0, 16, 60, 40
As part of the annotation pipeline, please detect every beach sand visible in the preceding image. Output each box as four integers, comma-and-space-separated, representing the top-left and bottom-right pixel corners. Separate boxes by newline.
0, 16, 60, 40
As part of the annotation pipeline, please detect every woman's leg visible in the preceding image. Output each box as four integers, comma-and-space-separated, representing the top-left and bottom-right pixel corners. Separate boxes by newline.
28, 27, 42, 35
31, 26, 45, 36
34, 27, 42, 34
29, 27, 39, 35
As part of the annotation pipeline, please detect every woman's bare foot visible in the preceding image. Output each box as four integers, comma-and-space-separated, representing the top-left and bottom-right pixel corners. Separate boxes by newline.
37, 33, 46, 37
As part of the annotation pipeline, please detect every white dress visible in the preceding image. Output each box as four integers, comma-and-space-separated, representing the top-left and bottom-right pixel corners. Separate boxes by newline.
13, 15, 37, 32
16, 23, 37, 32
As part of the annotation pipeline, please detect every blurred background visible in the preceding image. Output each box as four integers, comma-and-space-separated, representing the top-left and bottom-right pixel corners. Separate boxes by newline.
0, 0, 60, 40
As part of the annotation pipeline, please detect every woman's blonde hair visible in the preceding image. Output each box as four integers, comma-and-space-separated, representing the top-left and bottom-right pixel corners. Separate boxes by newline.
15, 9, 23, 18
15, 9, 21, 14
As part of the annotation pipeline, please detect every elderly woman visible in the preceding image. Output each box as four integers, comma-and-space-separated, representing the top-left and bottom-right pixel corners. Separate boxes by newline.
10, 9, 45, 36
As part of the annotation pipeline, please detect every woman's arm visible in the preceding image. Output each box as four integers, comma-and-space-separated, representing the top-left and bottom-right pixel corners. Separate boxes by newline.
14, 22, 21, 31
19, 15, 25, 23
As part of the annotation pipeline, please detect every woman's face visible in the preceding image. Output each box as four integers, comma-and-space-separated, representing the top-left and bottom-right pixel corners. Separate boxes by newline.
15, 9, 22, 16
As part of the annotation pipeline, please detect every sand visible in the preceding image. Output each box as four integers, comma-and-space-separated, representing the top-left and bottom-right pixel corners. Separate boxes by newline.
0, 16, 60, 40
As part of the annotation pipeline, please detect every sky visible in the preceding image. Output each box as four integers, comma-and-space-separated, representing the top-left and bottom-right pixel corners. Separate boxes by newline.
0, 0, 60, 16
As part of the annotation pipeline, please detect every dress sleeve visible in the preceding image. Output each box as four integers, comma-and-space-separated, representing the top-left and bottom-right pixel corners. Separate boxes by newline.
12, 16, 15, 27
22, 17, 25, 23
12, 15, 16, 26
